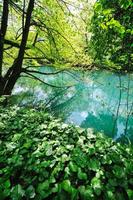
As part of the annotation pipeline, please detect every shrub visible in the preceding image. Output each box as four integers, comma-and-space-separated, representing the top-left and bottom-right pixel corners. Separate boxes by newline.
0, 107, 133, 199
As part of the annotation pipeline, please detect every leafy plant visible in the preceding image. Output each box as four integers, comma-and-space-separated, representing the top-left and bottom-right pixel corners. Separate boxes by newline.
0, 106, 133, 199
90, 0, 133, 71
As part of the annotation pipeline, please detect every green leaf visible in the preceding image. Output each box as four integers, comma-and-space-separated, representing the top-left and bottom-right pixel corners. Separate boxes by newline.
108, 179, 118, 187
46, 145, 53, 156
105, 190, 115, 200
37, 181, 50, 193
23, 140, 32, 149
94, 3, 102, 12
69, 162, 78, 172
4, 180, 11, 188
113, 165, 125, 178
12, 134, 21, 142
79, 186, 94, 199
127, 189, 133, 200
78, 168, 87, 180
61, 180, 72, 193
89, 159, 100, 171
26, 185, 36, 199
11, 184, 25, 200
91, 177, 102, 195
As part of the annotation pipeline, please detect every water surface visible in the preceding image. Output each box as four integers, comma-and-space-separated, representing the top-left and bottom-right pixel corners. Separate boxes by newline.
12, 67, 133, 142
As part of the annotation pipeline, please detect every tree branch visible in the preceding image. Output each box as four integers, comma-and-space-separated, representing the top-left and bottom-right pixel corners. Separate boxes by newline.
23, 71, 73, 89
4, 39, 30, 49
22, 68, 66, 75
9, 0, 27, 15
32, 19, 77, 55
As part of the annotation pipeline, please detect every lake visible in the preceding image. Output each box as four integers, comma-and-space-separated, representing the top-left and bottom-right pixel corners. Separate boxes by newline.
12, 66, 133, 142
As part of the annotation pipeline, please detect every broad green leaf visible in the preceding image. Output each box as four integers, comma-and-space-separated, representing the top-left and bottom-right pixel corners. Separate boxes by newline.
11, 184, 25, 200
26, 185, 36, 199
78, 168, 87, 180
61, 180, 72, 193
127, 189, 133, 200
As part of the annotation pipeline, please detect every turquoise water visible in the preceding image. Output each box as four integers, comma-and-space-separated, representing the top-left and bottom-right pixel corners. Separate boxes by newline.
12, 67, 133, 142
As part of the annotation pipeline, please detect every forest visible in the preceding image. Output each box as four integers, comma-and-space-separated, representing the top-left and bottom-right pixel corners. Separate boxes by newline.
0, 0, 133, 199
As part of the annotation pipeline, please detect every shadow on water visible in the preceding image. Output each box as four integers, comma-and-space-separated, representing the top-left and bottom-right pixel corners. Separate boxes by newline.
11, 66, 133, 142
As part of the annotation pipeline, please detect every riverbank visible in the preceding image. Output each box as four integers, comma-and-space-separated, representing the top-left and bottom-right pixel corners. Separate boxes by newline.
71, 63, 133, 74
36, 62, 133, 75
0, 106, 133, 199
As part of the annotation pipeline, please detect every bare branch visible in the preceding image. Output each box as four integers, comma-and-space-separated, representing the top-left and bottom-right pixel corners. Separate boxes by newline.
22, 68, 66, 76
23, 71, 73, 89
4, 39, 30, 49
33, 33, 38, 46
9, 0, 27, 15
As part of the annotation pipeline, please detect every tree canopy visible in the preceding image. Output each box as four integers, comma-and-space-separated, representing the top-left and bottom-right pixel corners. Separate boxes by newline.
0, 0, 94, 96
90, 0, 133, 71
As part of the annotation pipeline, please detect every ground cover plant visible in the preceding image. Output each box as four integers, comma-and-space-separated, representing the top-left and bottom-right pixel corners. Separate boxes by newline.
0, 106, 133, 200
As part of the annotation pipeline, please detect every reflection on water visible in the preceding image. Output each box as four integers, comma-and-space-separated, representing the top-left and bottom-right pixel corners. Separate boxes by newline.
12, 67, 133, 142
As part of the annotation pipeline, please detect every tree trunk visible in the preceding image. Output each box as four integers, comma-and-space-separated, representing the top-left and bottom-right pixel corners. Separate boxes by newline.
0, 0, 35, 96
0, 0, 9, 95
0, 0, 9, 76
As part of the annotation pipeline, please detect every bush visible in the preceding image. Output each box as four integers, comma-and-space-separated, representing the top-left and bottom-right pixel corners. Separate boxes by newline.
0, 107, 133, 200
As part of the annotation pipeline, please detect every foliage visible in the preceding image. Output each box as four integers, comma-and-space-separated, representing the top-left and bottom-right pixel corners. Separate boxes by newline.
2, 0, 92, 69
0, 106, 133, 199
90, 0, 133, 71
0, 0, 94, 96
